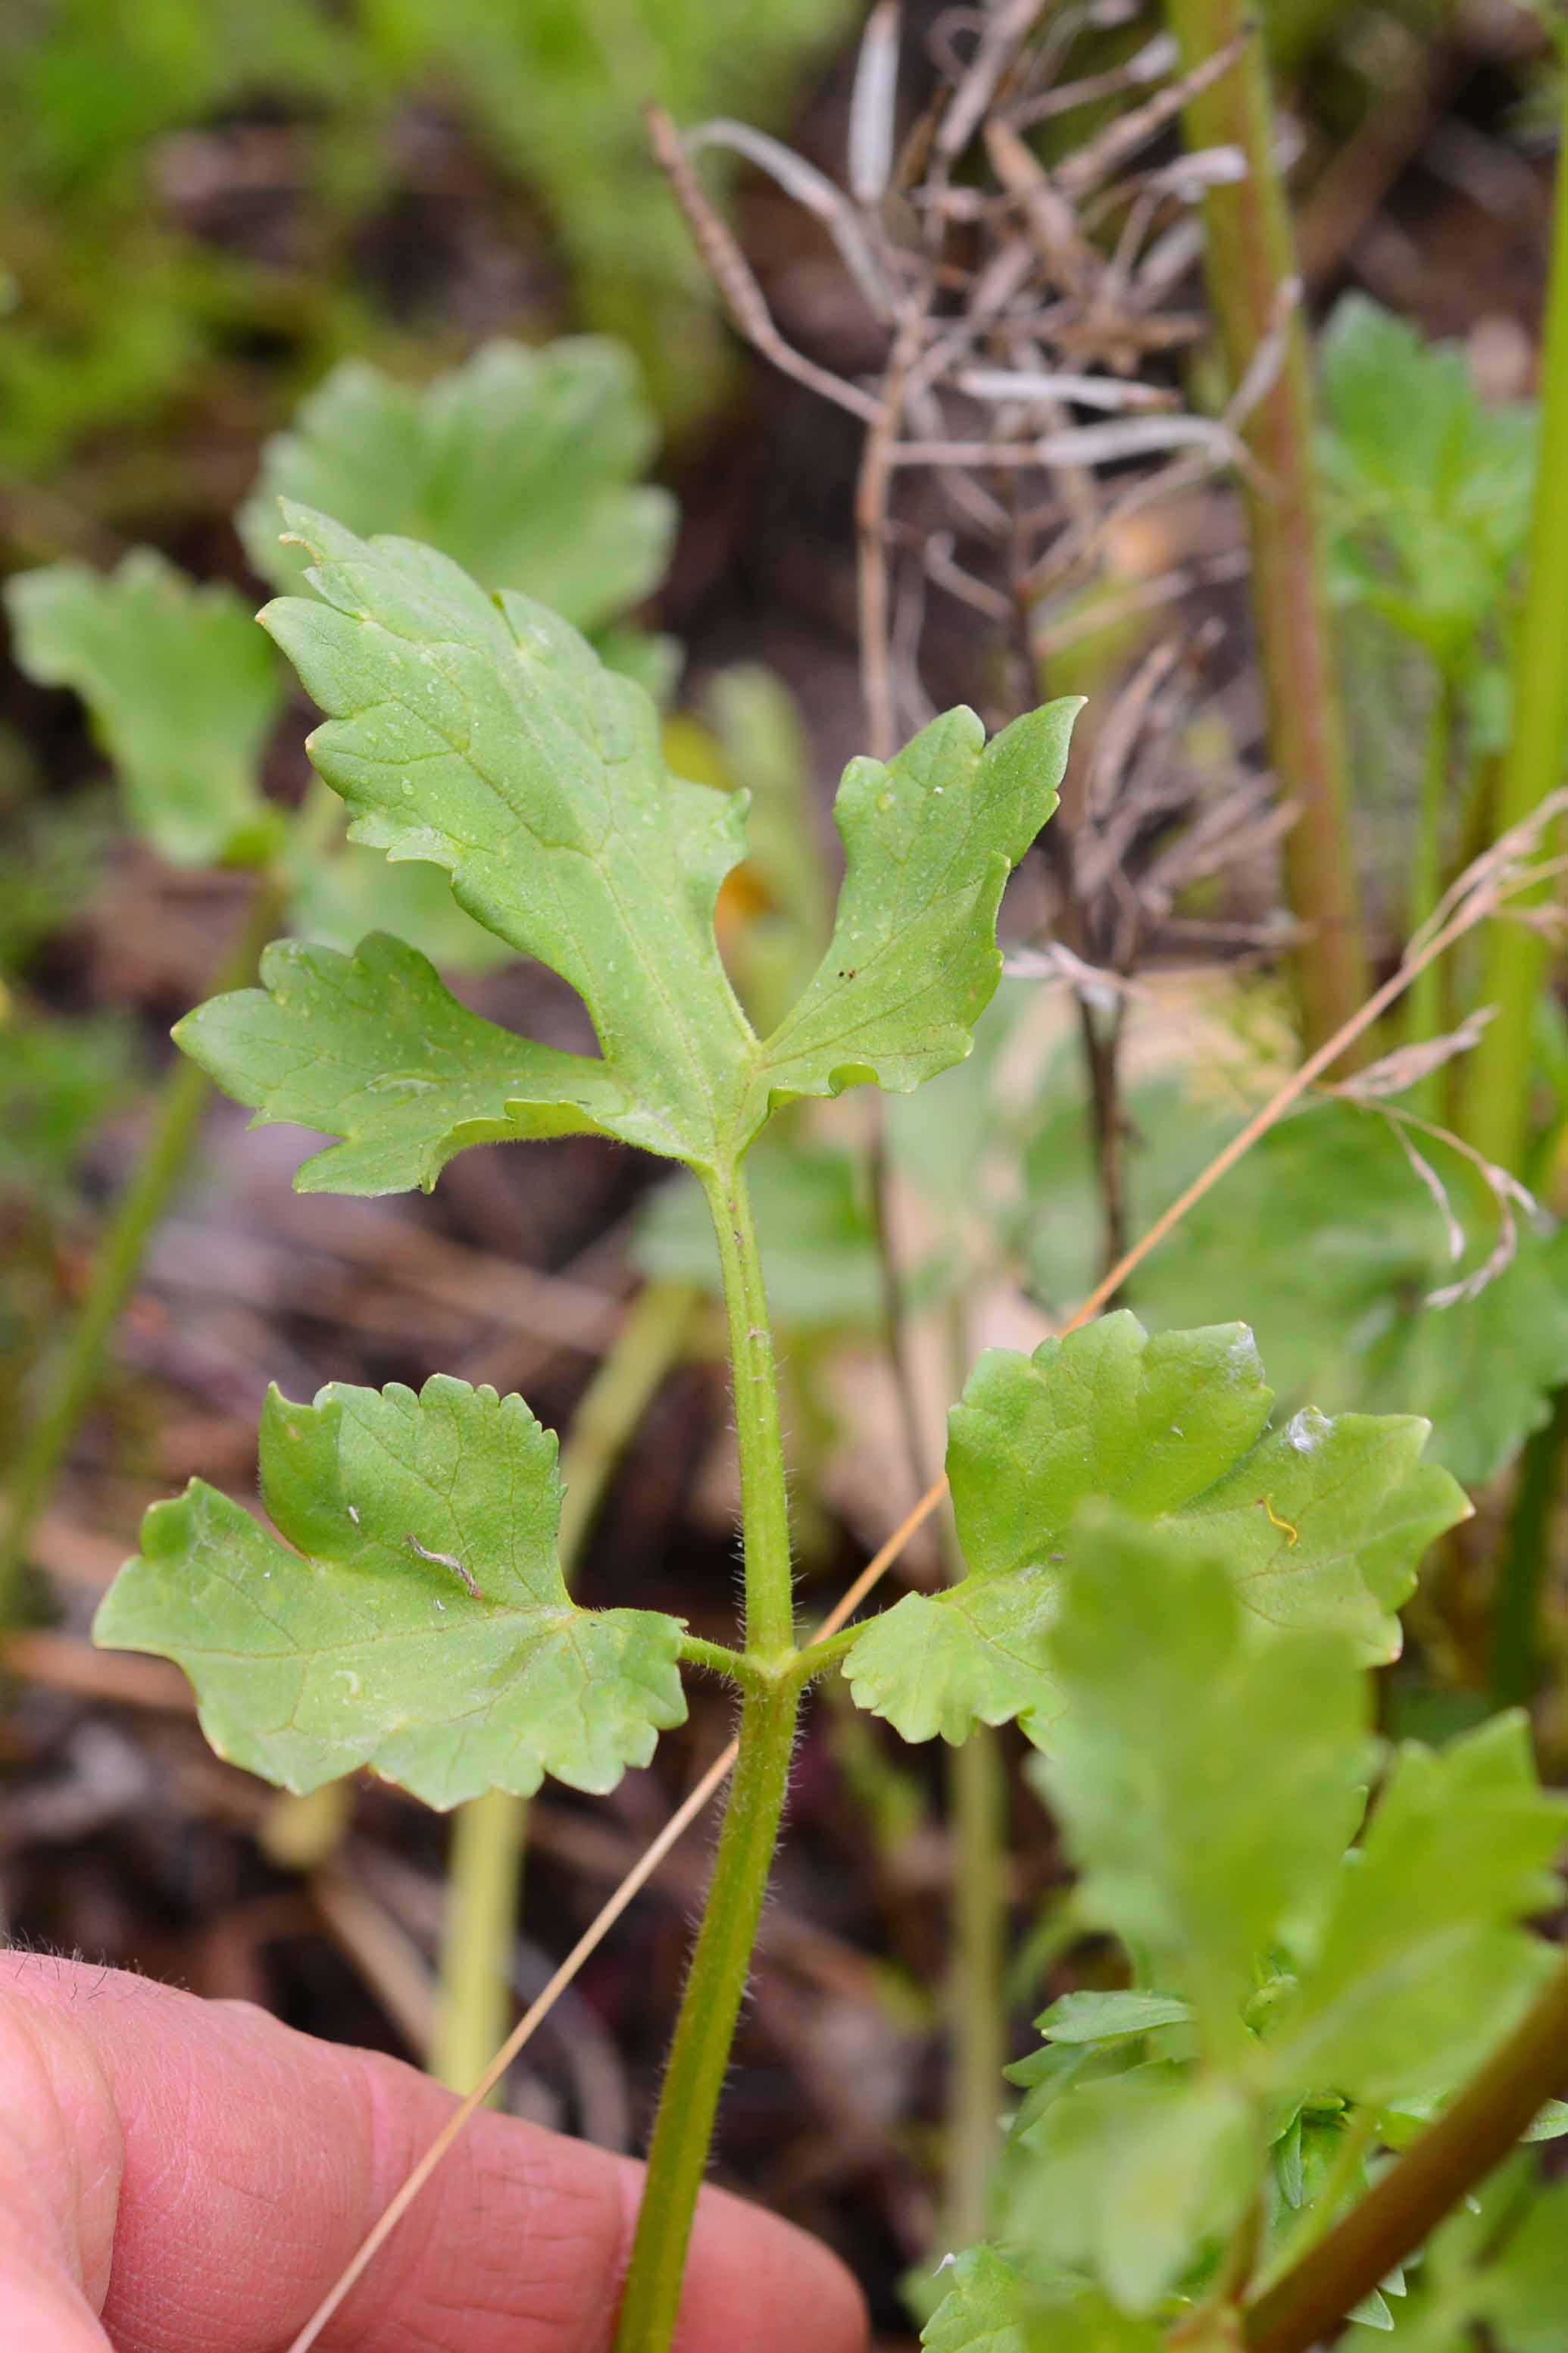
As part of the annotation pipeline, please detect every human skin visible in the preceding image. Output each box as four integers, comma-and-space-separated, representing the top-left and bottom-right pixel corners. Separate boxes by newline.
0, 1952, 870, 2353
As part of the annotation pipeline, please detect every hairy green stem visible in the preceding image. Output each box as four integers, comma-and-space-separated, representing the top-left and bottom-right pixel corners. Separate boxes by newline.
429, 1276, 700, 2095
1245, 1947, 1568, 2353
0, 871, 286, 1618
613, 1160, 800, 2353
698, 1162, 795, 1659
1459, 77, 1568, 1172
1164, 0, 1368, 1055
614, 1681, 801, 2353
677, 1633, 756, 1686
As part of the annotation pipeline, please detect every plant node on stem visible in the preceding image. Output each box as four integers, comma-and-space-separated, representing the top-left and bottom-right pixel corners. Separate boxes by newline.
612, 1160, 801, 2353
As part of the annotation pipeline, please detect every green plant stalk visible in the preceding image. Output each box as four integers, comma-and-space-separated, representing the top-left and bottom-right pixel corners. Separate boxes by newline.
946, 1722, 1007, 2254
613, 1159, 800, 2353
1164, 0, 1369, 1055
430, 1788, 526, 2098
1403, 673, 1457, 1099
612, 1681, 801, 2353
1245, 1945, 1568, 2353
698, 1162, 795, 1658
0, 871, 287, 1617
1459, 75, 1568, 1173
429, 1276, 701, 2095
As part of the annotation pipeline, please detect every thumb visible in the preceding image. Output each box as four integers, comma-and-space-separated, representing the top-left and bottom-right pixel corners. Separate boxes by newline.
2, 1952, 868, 2353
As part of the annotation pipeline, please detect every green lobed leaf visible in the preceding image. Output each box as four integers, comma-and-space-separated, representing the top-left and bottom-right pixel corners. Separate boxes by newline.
239, 339, 676, 633
1267, 1713, 1568, 2108
197, 505, 1076, 1180
1034, 1514, 1373, 2044
742, 698, 1079, 1130
844, 1313, 1467, 1748
176, 933, 629, 1194
93, 1373, 688, 1808
5, 549, 285, 867
260, 504, 756, 1167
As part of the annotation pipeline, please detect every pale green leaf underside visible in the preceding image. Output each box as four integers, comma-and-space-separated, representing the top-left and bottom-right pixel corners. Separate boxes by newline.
844, 1313, 1469, 1746
176, 933, 629, 1193
93, 1374, 687, 1809
5, 550, 284, 868
211, 504, 1076, 1180
239, 338, 676, 633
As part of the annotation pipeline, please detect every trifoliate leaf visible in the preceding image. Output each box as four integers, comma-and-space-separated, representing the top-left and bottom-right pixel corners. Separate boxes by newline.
229, 506, 1078, 1177
176, 933, 629, 1194
844, 1313, 1466, 1748
93, 1374, 687, 1809
5, 550, 284, 867
1269, 1714, 1568, 2108
1034, 1515, 1372, 2042
744, 698, 1079, 1127
239, 339, 676, 633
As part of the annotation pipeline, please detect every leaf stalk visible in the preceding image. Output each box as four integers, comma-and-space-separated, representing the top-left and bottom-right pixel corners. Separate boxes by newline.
611, 1683, 801, 2353
699, 1162, 796, 1658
